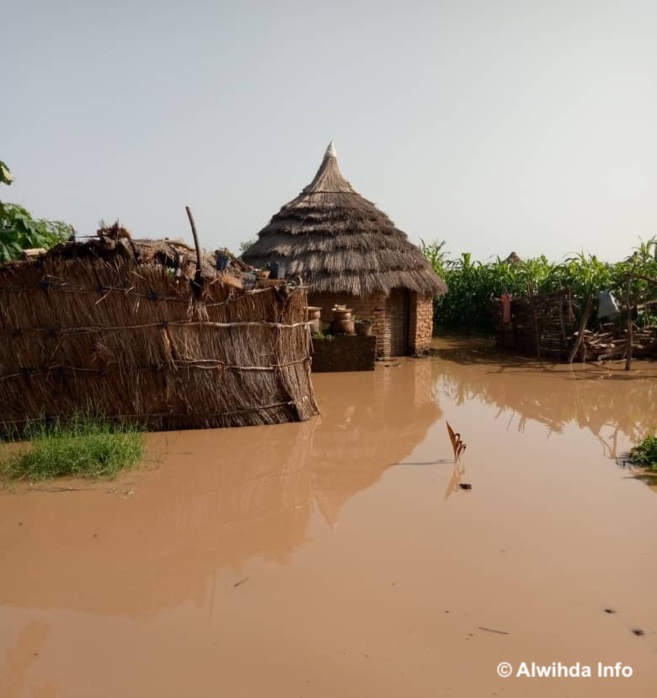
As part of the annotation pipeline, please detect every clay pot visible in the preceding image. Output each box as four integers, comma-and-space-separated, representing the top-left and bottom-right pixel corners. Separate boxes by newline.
331, 319, 355, 335
355, 321, 373, 337
332, 307, 353, 321
330, 308, 355, 335
305, 306, 322, 334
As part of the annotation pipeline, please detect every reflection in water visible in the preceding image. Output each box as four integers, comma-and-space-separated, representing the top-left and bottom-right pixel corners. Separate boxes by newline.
0, 359, 440, 618
431, 339, 657, 458
636, 474, 657, 495
443, 460, 467, 501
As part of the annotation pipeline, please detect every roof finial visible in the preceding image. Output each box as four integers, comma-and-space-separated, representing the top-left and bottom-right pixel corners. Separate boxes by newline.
325, 140, 337, 158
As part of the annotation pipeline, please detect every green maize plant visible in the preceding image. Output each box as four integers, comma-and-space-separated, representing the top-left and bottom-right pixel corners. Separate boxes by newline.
421, 238, 657, 335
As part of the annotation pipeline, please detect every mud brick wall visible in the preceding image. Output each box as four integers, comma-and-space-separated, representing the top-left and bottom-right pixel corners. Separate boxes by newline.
308, 291, 435, 359
310, 335, 376, 372
308, 293, 388, 358
409, 292, 434, 355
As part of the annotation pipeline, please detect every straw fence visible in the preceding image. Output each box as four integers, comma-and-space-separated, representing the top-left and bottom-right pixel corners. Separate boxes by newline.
0, 235, 319, 434
492, 290, 578, 360
492, 288, 657, 362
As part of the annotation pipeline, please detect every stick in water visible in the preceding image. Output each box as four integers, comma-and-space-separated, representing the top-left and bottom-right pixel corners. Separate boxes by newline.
478, 626, 509, 635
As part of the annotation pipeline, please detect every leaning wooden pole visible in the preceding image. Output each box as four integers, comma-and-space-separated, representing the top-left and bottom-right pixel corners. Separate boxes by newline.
567, 295, 593, 364
625, 274, 633, 371
185, 206, 203, 282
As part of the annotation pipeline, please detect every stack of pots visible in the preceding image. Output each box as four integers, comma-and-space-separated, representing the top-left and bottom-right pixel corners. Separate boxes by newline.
306, 306, 322, 334
330, 306, 355, 335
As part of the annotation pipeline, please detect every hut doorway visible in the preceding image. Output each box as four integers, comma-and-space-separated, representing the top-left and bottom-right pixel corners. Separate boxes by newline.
389, 289, 410, 356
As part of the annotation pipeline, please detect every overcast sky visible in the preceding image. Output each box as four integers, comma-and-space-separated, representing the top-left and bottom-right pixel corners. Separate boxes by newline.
4, 0, 657, 262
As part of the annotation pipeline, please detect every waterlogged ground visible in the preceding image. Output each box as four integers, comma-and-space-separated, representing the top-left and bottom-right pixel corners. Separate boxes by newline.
1, 337, 657, 697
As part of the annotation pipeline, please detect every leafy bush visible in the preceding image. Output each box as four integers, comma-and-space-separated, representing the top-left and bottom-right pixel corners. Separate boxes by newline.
629, 435, 657, 470
0, 160, 73, 262
0, 161, 13, 186
0, 203, 73, 263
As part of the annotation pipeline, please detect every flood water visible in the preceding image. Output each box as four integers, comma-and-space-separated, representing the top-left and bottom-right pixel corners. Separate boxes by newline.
1, 337, 657, 697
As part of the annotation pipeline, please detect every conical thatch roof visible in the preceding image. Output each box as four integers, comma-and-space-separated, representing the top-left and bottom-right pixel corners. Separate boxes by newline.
504, 251, 522, 265
242, 143, 447, 296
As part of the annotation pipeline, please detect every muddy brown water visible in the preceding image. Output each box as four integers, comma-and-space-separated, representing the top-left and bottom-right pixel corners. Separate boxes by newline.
1, 337, 657, 697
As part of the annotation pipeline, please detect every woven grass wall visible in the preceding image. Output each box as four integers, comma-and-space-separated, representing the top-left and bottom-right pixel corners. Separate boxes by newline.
491, 290, 578, 360
0, 250, 319, 434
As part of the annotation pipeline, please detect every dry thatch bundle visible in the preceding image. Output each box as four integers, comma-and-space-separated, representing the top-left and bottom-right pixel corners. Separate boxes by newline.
0, 228, 318, 434
48, 222, 237, 284
242, 142, 447, 297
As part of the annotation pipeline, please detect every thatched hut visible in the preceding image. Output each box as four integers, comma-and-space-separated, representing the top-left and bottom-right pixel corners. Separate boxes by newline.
504, 251, 522, 265
0, 226, 318, 434
242, 143, 447, 358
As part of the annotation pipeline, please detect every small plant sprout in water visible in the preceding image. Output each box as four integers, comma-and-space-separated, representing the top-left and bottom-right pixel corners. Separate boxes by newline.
446, 421, 467, 462
444, 422, 471, 500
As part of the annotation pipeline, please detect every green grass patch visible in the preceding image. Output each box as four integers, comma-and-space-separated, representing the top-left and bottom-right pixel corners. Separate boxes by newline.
0, 418, 144, 481
629, 435, 657, 471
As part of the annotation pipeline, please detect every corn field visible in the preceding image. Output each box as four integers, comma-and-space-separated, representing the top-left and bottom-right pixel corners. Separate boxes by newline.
421, 238, 657, 333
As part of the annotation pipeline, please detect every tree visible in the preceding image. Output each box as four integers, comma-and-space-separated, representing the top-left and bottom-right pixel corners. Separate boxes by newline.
0, 160, 13, 221
238, 237, 257, 256
0, 160, 74, 263
0, 161, 13, 186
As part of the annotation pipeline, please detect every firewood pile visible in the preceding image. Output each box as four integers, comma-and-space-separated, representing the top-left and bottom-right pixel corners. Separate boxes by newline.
574, 325, 657, 362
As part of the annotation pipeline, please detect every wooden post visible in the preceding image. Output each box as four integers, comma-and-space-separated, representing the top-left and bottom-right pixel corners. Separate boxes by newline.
530, 295, 541, 359
558, 291, 567, 358
567, 295, 593, 364
625, 274, 633, 371
185, 206, 203, 282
